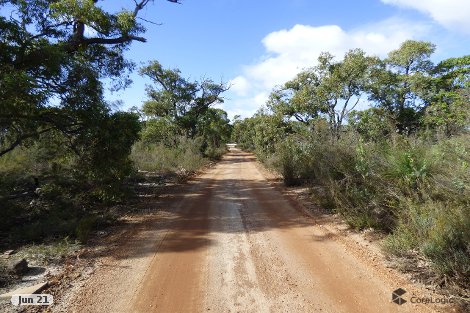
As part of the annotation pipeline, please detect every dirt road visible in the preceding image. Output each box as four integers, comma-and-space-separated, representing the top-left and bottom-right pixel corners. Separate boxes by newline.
65, 149, 449, 313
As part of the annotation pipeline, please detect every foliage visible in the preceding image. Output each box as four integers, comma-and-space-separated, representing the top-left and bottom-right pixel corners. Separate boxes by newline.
268, 49, 377, 137
131, 138, 207, 174
196, 108, 232, 154
0, 0, 162, 156
0, 1, 159, 202
264, 129, 470, 286
140, 60, 229, 138
231, 110, 292, 159
0, 1, 174, 247
137, 61, 231, 162
348, 108, 394, 141
423, 56, 470, 136
74, 111, 141, 202
367, 40, 466, 135
383, 135, 470, 285
234, 40, 470, 286
76, 215, 99, 244
141, 117, 183, 146
17, 238, 81, 265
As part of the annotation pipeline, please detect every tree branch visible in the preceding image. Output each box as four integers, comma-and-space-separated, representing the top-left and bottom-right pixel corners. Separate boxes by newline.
83, 35, 147, 45
137, 17, 163, 26
133, 0, 152, 17
30, 21, 72, 40
0, 127, 54, 157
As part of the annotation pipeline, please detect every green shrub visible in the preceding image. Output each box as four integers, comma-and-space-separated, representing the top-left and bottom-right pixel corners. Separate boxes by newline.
273, 136, 312, 186
18, 238, 80, 264
131, 137, 208, 173
261, 128, 470, 285
204, 145, 227, 160
384, 200, 470, 287
76, 215, 98, 244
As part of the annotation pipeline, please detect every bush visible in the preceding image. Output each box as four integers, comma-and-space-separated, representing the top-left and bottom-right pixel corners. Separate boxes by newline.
384, 200, 470, 287
204, 145, 227, 161
261, 129, 470, 285
272, 135, 317, 186
0, 138, 129, 246
76, 215, 98, 244
131, 137, 207, 173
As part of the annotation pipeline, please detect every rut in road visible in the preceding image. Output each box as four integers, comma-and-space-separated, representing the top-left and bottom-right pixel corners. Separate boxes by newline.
67, 149, 443, 313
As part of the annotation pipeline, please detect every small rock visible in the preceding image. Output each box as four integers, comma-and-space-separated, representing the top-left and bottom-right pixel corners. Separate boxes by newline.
9, 258, 29, 275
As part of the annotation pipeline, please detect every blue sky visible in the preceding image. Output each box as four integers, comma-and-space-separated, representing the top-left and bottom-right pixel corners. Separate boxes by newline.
104, 0, 470, 119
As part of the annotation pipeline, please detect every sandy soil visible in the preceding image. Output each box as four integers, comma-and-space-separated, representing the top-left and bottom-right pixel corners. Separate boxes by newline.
60, 149, 456, 313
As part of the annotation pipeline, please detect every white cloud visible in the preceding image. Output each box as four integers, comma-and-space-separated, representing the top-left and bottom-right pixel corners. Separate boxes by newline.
229, 76, 250, 96
226, 18, 429, 118
222, 92, 269, 120
381, 0, 470, 33
253, 92, 269, 107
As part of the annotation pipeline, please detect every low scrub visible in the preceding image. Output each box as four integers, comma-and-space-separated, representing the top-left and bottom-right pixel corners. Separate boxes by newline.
0, 143, 121, 247
268, 132, 470, 286
384, 200, 469, 286
131, 137, 208, 173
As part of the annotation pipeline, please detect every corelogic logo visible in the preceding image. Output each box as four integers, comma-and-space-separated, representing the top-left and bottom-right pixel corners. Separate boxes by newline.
391, 288, 455, 305
392, 288, 407, 305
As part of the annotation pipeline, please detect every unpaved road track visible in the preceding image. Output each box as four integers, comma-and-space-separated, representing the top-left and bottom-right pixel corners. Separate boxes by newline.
66, 149, 447, 313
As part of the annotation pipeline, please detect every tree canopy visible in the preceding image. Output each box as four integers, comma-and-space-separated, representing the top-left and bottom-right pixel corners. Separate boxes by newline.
0, 0, 176, 199
261, 40, 470, 139
268, 49, 377, 137
139, 61, 231, 156
0, 0, 175, 157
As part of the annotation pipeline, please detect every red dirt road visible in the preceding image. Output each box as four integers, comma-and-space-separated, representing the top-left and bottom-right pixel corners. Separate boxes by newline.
65, 149, 450, 313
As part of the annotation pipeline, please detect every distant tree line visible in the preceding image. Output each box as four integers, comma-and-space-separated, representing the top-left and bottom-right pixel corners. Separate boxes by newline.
234, 40, 469, 148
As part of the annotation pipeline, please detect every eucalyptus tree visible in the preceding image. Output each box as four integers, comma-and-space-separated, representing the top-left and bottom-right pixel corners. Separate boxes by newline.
231, 111, 290, 158
196, 108, 232, 151
268, 49, 377, 137
0, 0, 180, 157
424, 55, 470, 135
0, 0, 176, 196
367, 40, 436, 134
139, 61, 231, 154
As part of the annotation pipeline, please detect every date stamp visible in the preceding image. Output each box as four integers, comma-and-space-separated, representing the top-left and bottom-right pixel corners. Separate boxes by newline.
10, 294, 53, 306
